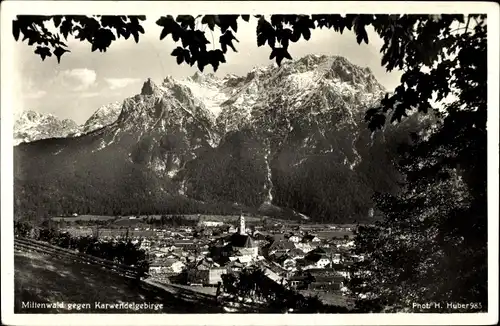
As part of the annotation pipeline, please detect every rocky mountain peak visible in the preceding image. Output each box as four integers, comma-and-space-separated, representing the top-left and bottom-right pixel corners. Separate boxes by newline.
15, 54, 425, 224
15, 55, 385, 146
294, 53, 329, 68
14, 110, 79, 145
190, 71, 217, 83
162, 75, 176, 85
141, 78, 160, 95
23, 110, 42, 121
81, 101, 122, 134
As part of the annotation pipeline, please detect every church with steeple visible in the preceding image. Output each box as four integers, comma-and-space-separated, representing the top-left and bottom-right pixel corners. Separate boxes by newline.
212, 214, 259, 263
229, 214, 258, 258
239, 213, 246, 235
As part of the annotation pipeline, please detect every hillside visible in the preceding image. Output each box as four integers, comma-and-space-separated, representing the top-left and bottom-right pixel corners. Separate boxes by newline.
14, 55, 429, 223
14, 249, 222, 313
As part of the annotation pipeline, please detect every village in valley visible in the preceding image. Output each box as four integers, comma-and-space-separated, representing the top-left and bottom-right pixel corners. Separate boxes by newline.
53, 213, 361, 306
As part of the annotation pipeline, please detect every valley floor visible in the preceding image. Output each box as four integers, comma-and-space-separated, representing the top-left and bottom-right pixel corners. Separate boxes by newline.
14, 250, 223, 313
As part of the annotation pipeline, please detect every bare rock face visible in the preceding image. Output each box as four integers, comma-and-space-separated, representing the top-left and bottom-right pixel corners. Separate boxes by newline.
14, 55, 428, 222
80, 101, 122, 134
141, 78, 158, 95
14, 111, 79, 145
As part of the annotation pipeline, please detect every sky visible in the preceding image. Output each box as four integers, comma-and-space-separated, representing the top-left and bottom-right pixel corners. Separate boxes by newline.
14, 15, 403, 125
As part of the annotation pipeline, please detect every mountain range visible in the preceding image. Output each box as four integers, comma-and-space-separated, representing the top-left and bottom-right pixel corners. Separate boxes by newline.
14, 55, 426, 223
14, 111, 80, 145
14, 100, 124, 146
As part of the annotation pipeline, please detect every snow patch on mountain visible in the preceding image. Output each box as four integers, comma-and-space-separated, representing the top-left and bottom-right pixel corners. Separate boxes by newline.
14, 110, 79, 145
177, 73, 231, 118
17, 54, 387, 181
81, 101, 122, 134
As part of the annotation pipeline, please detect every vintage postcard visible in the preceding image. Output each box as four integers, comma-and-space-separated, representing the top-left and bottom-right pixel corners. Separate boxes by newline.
1, 1, 498, 325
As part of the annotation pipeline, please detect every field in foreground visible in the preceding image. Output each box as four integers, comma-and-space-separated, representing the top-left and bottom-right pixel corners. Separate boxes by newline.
14, 250, 223, 313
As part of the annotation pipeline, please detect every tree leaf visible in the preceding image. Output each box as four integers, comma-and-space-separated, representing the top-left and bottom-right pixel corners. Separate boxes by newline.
12, 20, 20, 41
159, 27, 170, 40
257, 33, 266, 47
176, 15, 195, 30
34, 46, 52, 61
355, 21, 368, 45
211, 60, 219, 72
219, 30, 239, 53
290, 29, 301, 42
53, 46, 69, 63
60, 18, 73, 40
201, 15, 216, 31
121, 29, 131, 40
269, 48, 277, 60
131, 29, 139, 43
197, 58, 206, 72
156, 16, 174, 27
28, 36, 38, 46
171, 47, 184, 57
53, 15, 62, 28
281, 37, 289, 49
270, 47, 292, 66
267, 35, 276, 49
302, 27, 311, 41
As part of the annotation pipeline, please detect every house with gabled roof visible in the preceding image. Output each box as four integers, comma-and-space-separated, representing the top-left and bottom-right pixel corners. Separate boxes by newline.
225, 260, 244, 273
196, 257, 220, 270
270, 233, 286, 242
293, 241, 314, 253
267, 239, 296, 256
149, 257, 186, 274
288, 247, 306, 259
252, 231, 268, 241
285, 233, 302, 243
329, 261, 354, 279
295, 248, 332, 270
148, 249, 167, 258
301, 233, 321, 243
275, 254, 297, 271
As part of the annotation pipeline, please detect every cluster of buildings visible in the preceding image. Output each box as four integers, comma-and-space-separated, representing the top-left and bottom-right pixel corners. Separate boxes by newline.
139, 215, 362, 295
59, 214, 361, 296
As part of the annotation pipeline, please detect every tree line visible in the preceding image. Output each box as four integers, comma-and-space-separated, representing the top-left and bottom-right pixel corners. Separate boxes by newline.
142, 215, 199, 227
14, 220, 150, 277
220, 266, 349, 313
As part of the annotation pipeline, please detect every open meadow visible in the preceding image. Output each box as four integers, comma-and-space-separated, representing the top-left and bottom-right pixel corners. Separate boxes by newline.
51, 215, 356, 240
52, 214, 264, 223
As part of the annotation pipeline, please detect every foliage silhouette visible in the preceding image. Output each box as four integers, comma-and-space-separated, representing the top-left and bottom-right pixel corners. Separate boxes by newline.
11, 14, 481, 130
220, 267, 349, 313
15, 220, 150, 273
14, 13, 489, 312
13, 15, 146, 63
347, 15, 488, 312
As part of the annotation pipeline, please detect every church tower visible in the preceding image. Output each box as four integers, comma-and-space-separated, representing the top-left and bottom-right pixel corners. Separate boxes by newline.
239, 214, 246, 235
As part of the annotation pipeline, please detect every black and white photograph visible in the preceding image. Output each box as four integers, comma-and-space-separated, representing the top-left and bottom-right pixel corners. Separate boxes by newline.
1, 1, 498, 325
